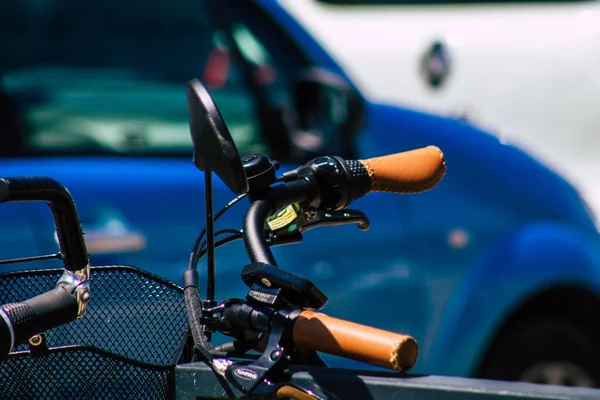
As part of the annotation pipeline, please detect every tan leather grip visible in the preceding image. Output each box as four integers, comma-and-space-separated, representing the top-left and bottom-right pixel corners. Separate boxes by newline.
293, 310, 418, 373
359, 145, 445, 194
277, 385, 317, 400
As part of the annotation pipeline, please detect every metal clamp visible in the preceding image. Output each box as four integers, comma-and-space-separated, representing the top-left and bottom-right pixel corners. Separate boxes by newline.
58, 264, 91, 318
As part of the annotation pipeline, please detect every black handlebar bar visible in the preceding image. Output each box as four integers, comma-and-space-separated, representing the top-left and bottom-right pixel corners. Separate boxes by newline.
244, 200, 277, 266
0, 177, 88, 273
0, 284, 79, 358
243, 147, 447, 272
243, 178, 319, 267
0, 177, 89, 361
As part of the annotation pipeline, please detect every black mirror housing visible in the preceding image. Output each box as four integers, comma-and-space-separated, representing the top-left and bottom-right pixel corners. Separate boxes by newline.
186, 78, 249, 195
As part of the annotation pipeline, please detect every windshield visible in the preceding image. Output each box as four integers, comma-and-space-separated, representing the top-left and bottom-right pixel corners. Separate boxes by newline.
0, 0, 277, 157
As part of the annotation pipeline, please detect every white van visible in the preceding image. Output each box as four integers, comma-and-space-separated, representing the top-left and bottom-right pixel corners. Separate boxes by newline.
280, 0, 600, 213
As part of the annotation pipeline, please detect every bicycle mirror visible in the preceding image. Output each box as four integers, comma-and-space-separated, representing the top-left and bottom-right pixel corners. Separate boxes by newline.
186, 78, 249, 195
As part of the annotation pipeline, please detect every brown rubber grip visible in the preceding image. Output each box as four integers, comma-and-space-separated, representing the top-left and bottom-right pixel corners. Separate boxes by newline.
359, 145, 446, 194
277, 385, 317, 400
293, 310, 418, 373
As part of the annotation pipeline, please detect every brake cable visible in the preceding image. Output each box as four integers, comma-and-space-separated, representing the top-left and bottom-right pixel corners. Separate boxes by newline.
196, 230, 245, 265
189, 193, 248, 272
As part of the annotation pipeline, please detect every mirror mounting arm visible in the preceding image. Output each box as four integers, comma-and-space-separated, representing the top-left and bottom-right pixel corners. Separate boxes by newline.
204, 166, 216, 301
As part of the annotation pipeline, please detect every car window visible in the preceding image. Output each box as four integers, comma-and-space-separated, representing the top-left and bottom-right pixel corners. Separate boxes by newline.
0, 0, 275, 158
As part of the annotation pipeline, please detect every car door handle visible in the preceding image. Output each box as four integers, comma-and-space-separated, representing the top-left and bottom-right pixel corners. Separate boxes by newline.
54, 217, 147, 255
83, 227, 146, 255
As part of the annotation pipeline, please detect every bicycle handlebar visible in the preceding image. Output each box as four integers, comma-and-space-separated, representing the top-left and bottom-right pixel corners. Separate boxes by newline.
244, 146, 446, 267
219, 300, 419, 373
0, 177, 88, 273
0, 284, 79, 359
229, 147, 444, 375
0, 177, 90, 361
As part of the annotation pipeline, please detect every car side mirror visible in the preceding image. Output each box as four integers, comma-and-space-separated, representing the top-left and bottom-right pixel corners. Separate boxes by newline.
290, 67, 364, 159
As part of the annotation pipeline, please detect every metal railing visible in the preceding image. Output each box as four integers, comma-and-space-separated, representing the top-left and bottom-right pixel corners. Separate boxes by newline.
176, 362, 600, 400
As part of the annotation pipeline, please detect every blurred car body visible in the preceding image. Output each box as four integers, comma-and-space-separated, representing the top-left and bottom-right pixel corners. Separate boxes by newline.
2, 0, 600, 388
280, 0, 600, 218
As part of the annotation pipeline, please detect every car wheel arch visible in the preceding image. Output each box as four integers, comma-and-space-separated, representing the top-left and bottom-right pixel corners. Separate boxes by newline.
475, 284, 600, 380
424, 221, 600, 377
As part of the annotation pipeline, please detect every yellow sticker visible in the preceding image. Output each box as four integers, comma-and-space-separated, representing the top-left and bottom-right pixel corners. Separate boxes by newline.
267, 204, 300, 231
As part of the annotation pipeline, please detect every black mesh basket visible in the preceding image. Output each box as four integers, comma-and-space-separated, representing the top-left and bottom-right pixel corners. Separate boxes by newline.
0, 266, 190, 400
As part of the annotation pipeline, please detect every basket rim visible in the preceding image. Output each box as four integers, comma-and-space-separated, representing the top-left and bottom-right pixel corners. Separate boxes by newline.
0, 265, 184, 293
7, 344, 182, 370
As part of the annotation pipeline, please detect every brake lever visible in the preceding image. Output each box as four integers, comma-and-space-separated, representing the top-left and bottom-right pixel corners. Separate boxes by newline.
267, 209, 370, 247
300, 209, 370, 232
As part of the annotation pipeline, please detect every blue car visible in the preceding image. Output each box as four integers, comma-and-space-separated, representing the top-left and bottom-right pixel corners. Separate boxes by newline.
2, 0, 600, 387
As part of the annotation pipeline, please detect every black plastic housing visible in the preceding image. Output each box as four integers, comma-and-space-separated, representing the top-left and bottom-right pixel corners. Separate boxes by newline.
241, 263, 327, 310
241, 154, 279, 192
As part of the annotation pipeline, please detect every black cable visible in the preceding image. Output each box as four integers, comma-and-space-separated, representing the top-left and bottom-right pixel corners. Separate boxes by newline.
188, 193, 247, 271
191, 193, 246, 257
184, 231, 244, 364
189, 177, 284, 272
197, 232, 244, 261
184, 193, 246, 364
198, 229, 244, 253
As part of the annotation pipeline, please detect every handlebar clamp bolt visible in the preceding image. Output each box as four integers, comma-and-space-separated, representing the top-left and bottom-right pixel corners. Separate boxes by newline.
261, 278, 272, 287
270, 349, 282, 361
81, 292, 92, 303
304, 210, 317, 220
29, 334, 43, 347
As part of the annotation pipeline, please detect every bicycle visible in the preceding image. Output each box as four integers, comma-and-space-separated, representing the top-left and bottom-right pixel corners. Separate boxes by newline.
0, 78, 447, 399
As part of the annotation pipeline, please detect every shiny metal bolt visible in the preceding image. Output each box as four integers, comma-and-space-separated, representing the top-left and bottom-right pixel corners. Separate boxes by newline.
29, 334, 42, 347
261, 278, 272, 287
305, 210, 317, 220
81, 292, 92, 302
270, 350, 282, 361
